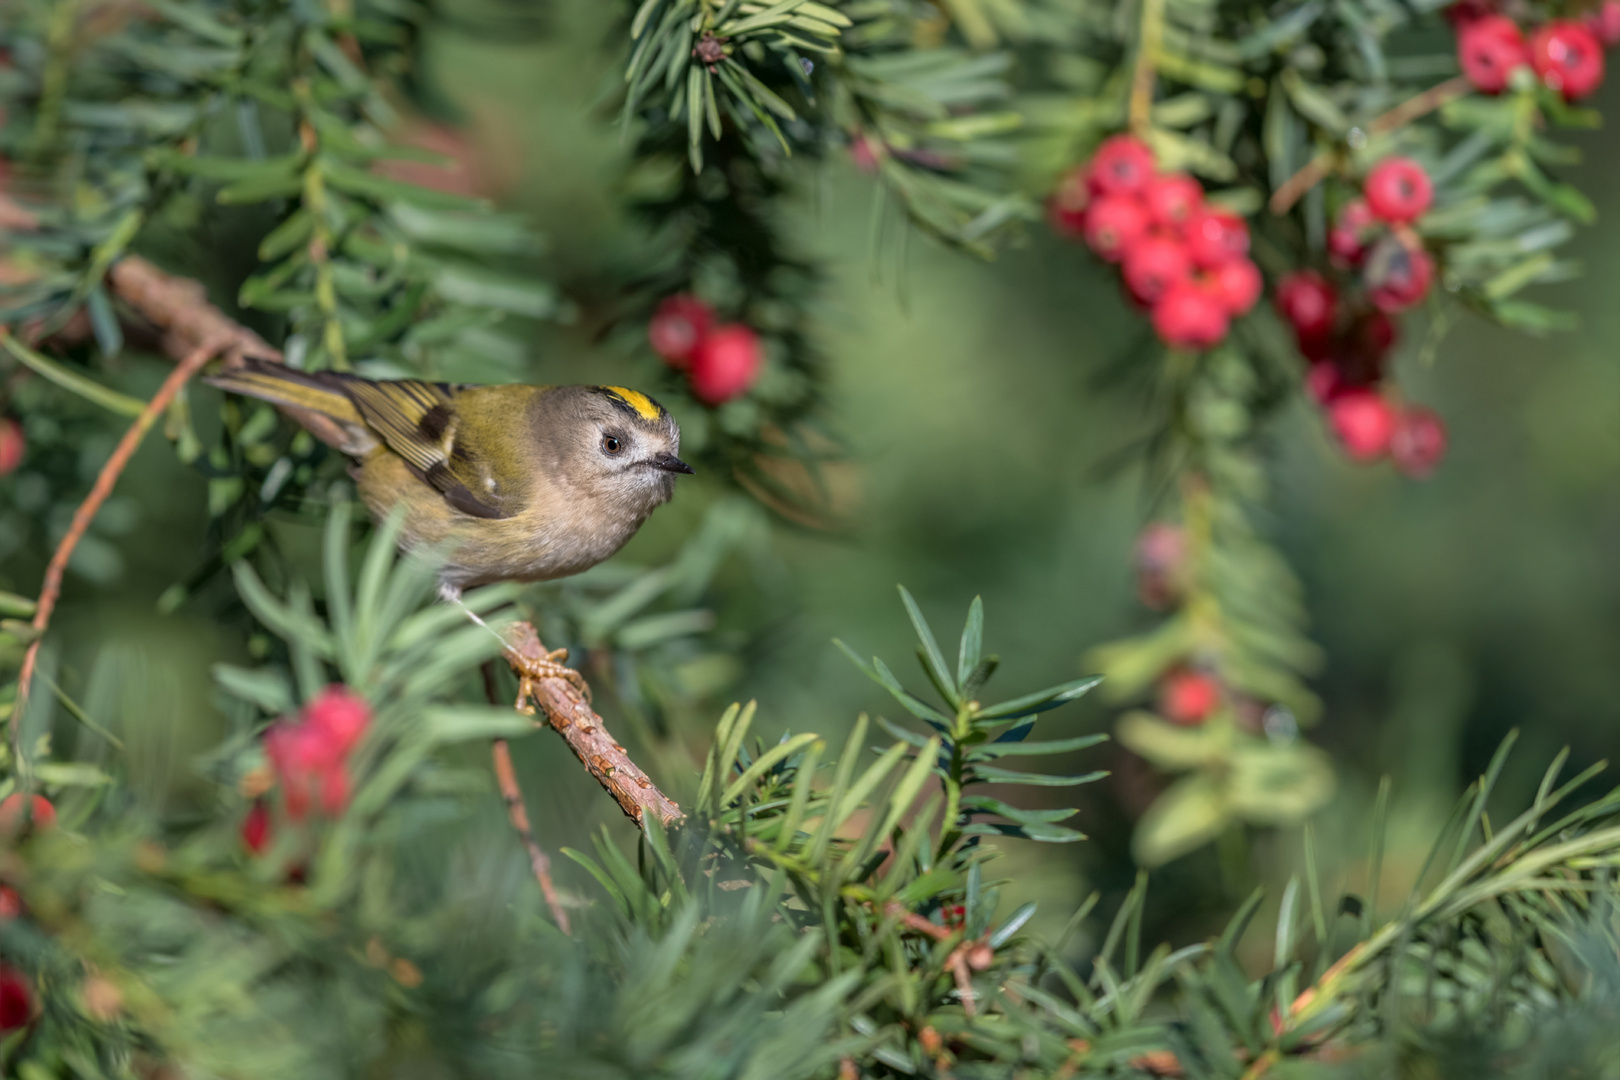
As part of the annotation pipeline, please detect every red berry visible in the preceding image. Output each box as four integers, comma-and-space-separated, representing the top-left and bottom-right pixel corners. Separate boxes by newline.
688, 323, 763, 405
0, 793, 55, 836
0, 967, 32, 1031
1589, 1, 1620, 47
1085, 134, 1156, 196
1047, 167, 1091, 239
1275, 271, 1339, 339
304, 685, 370, 756
1328, 391, 1396, 461
1159, 670, 1220, 725
1391, 406, 1448, 478
1329, 200, 1378, 268
265, 722, 344, 821
1364, 236, 1435, 312
0, 417, 23, 476
1183, 208, 1249, 269
1458, 15, 1529, 94
241, 801, 271, 854
1209, 258, 1262, 316
1123, 235, 1193, 305
0, 887, 21, 920
1152, 281, 1229, 349
1445, 0, 1497, 29
1143, 172, 1203, 230
648, 295, 713, 368
1305, 362, 1344, 404
1082, 195, 1150, 262
1364, 158, 1433, 224
1531, 21, 1606, 101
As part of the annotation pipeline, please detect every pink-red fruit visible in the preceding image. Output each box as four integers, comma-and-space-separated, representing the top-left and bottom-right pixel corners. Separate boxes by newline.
0, 418, 22, 476
1083, 195, 1150, 262
1458, 15, 1529, 94
689, 324, 763, 405
1160, 670, 1220, 725
1184, 208, 1250, 269
1589, 1, 1620, 47
1123, 236, 1193, 305
1365, 236, 1435, 312
241, 802, 271, 854
1085, 135, 1157, 196
1329, 391, 1396, 461
1329, 200, 1377, 267
0, 967, 32, 1031
1276, 271, 1339, 339
648, 295, 713, 368
1364, 158, 1433, 224
1153, 282, 1229, 349
1209, 259, 1262, 316
0, 794, 55, 836
1391, 406, 1448, 477
1143, 172, 1203, 229
1531, 21, 1606, 101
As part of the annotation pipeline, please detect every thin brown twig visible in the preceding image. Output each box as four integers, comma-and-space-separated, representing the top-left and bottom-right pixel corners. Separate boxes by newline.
482, 660, 571, 935
1269, 75, 1474, 215
504, 621, 684, 827
6, 334, 222, 782
1128, 0, 1166, 136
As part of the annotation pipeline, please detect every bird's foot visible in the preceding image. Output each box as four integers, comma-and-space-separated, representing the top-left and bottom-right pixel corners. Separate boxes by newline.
509, 645, 592, 704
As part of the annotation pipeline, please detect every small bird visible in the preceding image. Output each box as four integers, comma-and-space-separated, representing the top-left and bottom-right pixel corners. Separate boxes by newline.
207, 360, 694, 606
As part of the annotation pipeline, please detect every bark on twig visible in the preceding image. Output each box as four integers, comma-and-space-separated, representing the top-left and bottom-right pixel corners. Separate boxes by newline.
482, 660, 572, 934
6, 335, 221, 780
503, 621, 684, 827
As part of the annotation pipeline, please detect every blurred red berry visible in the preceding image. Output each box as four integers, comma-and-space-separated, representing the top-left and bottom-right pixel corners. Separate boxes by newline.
0, 967, 32, 1031
1329, 200, 1378, 267
1184, 208, 1250, 268
304, 685, 370, 756
849, 132, 881, 174
1143, 172, 1203, 229
648, 294, 714, 368
1153, 281, 1229, 349
0, 886, 21, 920
1329, 391, 1396, 461
0, 793, 56, 836
1305, 362, 1344, 404
241, 802, 271, 854
320, 766, 351, 817
1531, 21, 1606, 100
1083, 195, 1150, 262
265, 722, 345, 821
1048, 167, 1092, 239
0, 417, 23, 476
689, 323, 763, 405
1085, 134, 1156, 196
1160, 670, 1220, 725
1589, 0, 1620, 47
1364, 158, 1433, 224
1391, 406, 1448, 477
1275, 271, 1339, 339
1135, 523, 1186, 609
1365, 236, 1435, 312
1445, 0, 1497, 28
1458, 15, 1529, 93
1209, 258, 1262, 316
1123, 235, 1193, 305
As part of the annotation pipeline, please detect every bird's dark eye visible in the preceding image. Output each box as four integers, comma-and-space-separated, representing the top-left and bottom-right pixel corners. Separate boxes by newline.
601, 434, 623, 455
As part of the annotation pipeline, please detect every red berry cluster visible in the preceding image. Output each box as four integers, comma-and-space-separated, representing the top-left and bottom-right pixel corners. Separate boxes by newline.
1050, 135, 1259, 350
262, 685, 372, 823
1276, 270, 1447, 474
648, 294, 764, 405
1454, 4, 1610, 100
0, 792, 56, 836
0, 417, 23, 477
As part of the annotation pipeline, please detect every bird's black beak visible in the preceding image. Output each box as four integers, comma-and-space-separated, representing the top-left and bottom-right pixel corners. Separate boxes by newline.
650, 452, 696, 475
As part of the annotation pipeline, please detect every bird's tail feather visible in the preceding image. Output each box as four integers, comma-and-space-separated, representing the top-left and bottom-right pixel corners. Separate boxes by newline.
205, 359, 374, 454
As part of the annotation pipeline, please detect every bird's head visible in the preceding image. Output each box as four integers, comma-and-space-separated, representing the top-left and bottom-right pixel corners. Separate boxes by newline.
540, 385, 693, 514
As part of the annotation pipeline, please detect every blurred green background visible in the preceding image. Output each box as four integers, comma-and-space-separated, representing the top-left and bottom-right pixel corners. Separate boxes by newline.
5, 5, 1617, 961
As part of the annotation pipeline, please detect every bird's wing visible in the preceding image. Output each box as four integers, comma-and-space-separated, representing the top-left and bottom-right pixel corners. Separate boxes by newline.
340, 377, 509, 520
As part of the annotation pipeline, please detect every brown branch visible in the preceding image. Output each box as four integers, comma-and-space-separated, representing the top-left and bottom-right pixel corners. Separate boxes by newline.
482, 660, 571, 935
6, 334, 221, 781
1269, 75, 1474, 215
503, 621, 684, 827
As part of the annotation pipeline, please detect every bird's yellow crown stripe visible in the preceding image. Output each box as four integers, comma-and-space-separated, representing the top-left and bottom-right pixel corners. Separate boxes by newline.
601, 386, 664, 421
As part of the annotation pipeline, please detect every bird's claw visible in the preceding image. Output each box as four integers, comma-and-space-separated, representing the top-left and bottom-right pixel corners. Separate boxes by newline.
509, 646, 592, 703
